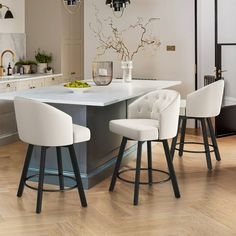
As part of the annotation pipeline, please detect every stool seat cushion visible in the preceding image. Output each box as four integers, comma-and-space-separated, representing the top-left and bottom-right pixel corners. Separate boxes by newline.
110, 119, 159, 141
73, 124, 91, 144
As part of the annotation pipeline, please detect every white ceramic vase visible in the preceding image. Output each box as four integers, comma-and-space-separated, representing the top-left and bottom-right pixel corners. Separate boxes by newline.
37, 63, 47, 74
121, 61, 133, 82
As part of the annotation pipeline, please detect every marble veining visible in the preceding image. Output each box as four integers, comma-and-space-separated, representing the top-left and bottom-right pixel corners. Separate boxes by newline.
0, 33, 26, 69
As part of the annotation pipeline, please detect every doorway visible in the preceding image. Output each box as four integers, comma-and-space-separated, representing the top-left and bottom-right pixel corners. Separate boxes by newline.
215, 0, 236, 137
196, 0, 236, 137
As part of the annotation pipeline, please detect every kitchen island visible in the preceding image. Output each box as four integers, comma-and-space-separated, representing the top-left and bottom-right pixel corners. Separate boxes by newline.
0, 80, 181, 188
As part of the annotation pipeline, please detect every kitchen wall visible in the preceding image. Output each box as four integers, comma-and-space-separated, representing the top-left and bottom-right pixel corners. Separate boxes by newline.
0, 34, 26, 68
197, 0, 215, 88
0, 0, 25, 33
84, 0, 195, 98
0, 0, 25, 71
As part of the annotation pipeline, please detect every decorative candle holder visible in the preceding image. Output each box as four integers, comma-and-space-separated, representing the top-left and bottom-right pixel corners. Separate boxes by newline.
92, 61, 113, 86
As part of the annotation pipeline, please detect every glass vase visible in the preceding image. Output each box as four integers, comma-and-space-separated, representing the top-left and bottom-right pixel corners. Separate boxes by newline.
92, 61, 113, 86
121, 61, 133, 82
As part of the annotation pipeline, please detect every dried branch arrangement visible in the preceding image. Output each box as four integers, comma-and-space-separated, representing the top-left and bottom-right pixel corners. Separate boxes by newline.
90, 6, 161, 61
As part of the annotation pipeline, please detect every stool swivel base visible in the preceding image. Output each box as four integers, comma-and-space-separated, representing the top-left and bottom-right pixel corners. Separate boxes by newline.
171, 116, 221, 171
17, 144, 87, 214
109, 137, 180, 206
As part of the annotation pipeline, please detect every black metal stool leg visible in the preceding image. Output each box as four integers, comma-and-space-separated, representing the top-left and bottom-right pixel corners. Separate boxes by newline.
163, 140, 180, 198
207, 118, 221, 161
201, 119, 212, 171
147, 141, 153, 186
68, 145, 87, 207
179, 117, 187, 157
134, 141, 143, 205
17, 144, 34, 197
171, 118, 181, 160
56, 147, 64, 190
36, 147, 47, 214
109, 137, 127, 192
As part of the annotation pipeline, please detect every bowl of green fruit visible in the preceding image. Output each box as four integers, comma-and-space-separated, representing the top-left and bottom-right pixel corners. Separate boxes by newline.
64, 80, 91, 93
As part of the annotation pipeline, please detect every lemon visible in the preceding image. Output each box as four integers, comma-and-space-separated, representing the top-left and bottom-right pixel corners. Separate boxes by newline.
64, 80, 91, 88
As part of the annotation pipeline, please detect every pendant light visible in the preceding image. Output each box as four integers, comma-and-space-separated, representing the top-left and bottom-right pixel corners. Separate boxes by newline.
106, 0, 130, 12
63, 0, 81, 15
0, 3, 14, 19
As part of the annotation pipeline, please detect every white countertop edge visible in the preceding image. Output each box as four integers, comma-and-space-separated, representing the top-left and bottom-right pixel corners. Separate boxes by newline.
0, 73, 63, 84
0, 80, 181, 107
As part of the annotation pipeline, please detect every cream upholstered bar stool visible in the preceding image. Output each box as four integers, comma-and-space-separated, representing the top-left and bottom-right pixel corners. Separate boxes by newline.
109, 90, 181, 205
14, 97, 90, 213
171, 79, 224, 170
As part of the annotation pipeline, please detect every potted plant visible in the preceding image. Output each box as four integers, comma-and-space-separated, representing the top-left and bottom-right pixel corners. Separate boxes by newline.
35, 49, 52, 74
15, 60, 37, 74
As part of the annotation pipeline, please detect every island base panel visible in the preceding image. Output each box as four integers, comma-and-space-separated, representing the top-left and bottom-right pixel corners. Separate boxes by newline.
28, 101, 136, 189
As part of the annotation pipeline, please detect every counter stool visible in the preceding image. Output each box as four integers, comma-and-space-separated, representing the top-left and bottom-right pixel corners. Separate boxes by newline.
171, 80, 225, 170
109, 90, 181, 205
14, 97, 90, 213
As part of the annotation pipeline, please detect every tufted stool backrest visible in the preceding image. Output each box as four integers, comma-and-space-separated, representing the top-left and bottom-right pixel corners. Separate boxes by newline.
128, 90, 180, 140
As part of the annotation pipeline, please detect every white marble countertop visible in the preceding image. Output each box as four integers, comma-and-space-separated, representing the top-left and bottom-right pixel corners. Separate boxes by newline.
0, 73, 62, 83
0, 80, 181, 106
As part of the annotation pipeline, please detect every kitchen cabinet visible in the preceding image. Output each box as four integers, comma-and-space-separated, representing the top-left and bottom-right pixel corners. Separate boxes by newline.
0, 74, 62, 145
0, 82, 16, 93
44, 76, 62, 86
62, 41, 82, 81
0, 83, 17, 145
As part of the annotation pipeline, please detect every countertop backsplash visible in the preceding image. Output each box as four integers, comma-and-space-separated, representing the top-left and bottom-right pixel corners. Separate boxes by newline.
0, 33, 26, 70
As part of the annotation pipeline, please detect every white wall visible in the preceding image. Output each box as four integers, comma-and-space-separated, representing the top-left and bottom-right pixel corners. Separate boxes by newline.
197, 0, 215, 88
84, 0, 195, 98
218, 0, 236, 43
0, 0, 25, 33
198, 0, 236, 105
218, 0, 236, 105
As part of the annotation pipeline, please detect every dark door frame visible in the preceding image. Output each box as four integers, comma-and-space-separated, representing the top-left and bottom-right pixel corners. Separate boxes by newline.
194, 0, 198, 90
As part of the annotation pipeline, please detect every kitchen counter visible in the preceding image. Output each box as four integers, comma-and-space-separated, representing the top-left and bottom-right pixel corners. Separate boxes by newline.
0, 73, 63, 83
0, 79, 181, 189
0, 79, 180, 106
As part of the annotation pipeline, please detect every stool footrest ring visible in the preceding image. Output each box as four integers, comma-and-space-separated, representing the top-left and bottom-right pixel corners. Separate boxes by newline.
117, 168, 170, 185
175, 141, 215, 154
25, 173, 77, 192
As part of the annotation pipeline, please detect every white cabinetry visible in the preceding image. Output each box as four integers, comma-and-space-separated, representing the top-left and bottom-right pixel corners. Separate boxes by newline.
0, 82, 16, 93
62, 41, 83, 81
0, 74, 62, 145
0, 83, 17, 145
44, 76, 62, 86
16, 76, 62, 91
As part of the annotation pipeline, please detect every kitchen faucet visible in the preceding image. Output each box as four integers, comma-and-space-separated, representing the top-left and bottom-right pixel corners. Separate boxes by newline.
0, 50, 16, 77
